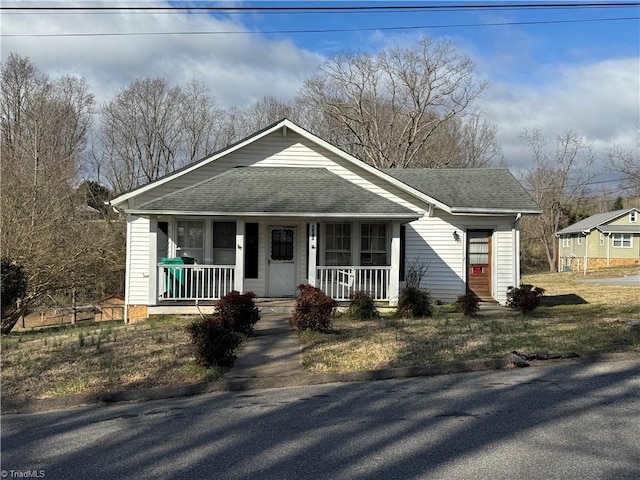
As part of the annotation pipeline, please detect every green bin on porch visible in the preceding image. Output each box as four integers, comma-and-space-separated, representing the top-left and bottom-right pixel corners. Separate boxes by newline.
161, 256, 195, 297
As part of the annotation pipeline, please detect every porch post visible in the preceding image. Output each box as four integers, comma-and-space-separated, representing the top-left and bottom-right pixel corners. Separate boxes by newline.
389, 221, 401, 306
308, 222, 317, 287
234, 219, 245, 293
148, 215, 158, 305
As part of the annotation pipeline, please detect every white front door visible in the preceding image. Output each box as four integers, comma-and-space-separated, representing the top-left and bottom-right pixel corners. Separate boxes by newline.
268, 227, 297, 297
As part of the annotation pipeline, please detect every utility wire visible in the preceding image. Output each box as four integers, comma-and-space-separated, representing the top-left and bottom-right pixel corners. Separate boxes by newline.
3, 16, 638, 37
2, 2, 639, 12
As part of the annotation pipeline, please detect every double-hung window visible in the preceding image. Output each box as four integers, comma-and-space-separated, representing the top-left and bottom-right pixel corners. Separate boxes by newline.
361, 223, 388, 266
612, 234, 632, 248
325, 223, 351, 266
213, 222, 236, 264
176, 220, 204, 263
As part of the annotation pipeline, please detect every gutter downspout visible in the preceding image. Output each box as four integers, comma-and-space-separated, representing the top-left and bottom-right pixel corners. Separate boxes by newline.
513, 213, 522, 292
607, 232, 611, 267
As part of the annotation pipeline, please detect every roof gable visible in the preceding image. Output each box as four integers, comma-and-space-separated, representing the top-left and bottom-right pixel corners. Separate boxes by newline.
133, 167, 419, 218
556, 208, 640, 235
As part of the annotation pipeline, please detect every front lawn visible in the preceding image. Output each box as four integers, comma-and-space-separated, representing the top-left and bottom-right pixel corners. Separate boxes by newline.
0, 316, 220, 400
299, 266, 640, 372
2, 266, 638, 400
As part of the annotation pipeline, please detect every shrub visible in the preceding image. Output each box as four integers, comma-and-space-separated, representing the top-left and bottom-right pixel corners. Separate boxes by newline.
506, 284, 545, 314
291, 284, 337, 332
346, 291, 379, 320
185, 315, 242, 367
397, 286, 432, 318
457, 293, 480, 317
215, 290, 260, 335
1, 258, 27, 314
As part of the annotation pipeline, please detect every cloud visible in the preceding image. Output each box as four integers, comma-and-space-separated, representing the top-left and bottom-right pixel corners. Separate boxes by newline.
484, 57, 640, 169
1, 2, 324, 106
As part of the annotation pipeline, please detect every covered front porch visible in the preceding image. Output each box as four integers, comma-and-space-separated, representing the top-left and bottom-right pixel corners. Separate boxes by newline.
148, 216, 407, 307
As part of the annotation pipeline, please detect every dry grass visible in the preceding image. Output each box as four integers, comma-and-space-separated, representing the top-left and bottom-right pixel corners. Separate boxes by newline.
1, 316, 219, 400
300, 266, 640, 373
2, 266, 638, 399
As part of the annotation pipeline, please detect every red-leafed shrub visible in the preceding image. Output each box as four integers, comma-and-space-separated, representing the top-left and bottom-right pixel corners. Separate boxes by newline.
186, 315, 242, 367
291, 284, 337, 332
216, 290, 260, 335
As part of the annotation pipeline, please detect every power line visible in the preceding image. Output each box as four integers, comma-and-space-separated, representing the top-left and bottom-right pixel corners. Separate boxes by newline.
3, 16, 638, 37
2, 2, 639, 12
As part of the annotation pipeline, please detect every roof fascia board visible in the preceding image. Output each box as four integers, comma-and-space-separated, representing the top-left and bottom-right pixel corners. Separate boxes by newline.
450, 208, 542, 215
124, 209, 421, 219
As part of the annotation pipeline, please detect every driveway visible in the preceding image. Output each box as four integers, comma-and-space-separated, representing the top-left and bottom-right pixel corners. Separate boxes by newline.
579, 274, 640, 286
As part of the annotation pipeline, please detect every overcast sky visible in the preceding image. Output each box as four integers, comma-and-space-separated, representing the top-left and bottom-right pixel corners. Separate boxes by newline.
2, 1, 639, 183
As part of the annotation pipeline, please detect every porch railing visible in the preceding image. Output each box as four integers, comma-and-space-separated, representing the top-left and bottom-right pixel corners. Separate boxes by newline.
317, 266, 391, 301
158, 264, 235, 301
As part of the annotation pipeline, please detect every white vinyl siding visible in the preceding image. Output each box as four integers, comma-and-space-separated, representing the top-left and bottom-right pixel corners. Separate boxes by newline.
404, 214, 515, 304
126, 215, 151, 305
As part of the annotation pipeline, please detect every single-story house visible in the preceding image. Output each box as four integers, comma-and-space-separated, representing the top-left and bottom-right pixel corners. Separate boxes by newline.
556, 208, 640, 272
110, 119, 541, 321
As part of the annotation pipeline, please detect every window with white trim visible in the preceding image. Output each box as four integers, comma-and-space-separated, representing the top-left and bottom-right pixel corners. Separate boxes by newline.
176, 220, 204, 263
599, 233, 605, 246
630, 211, 638, 223
577, 236, 582, 245
325, 223, 351, 266
612, 233, 632, 248
361, 223, 388, 266
562, 236, 571, 248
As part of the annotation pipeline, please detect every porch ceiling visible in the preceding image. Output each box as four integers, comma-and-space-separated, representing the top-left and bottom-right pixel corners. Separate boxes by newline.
134, 167, 419, 218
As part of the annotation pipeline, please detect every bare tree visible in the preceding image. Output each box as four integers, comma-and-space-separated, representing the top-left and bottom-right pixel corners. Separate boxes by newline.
180, 78, 225, 162
100, 78, 184, 193
0, 52, 100, 309
220, 95, 294, 146
519, 128, 597, 271
297, 37, 487, 168
605, 144, 640, 196
99, 78, 228, 193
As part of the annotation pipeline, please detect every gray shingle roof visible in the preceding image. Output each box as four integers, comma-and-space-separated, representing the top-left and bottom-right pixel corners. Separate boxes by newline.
382, 168, 541, 214
137, 167, 418, 217
597, 225, 640, 234
556, 208, 640, 235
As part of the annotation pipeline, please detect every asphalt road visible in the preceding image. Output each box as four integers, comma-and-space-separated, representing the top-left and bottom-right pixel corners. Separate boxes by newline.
2, 359, 639, 480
